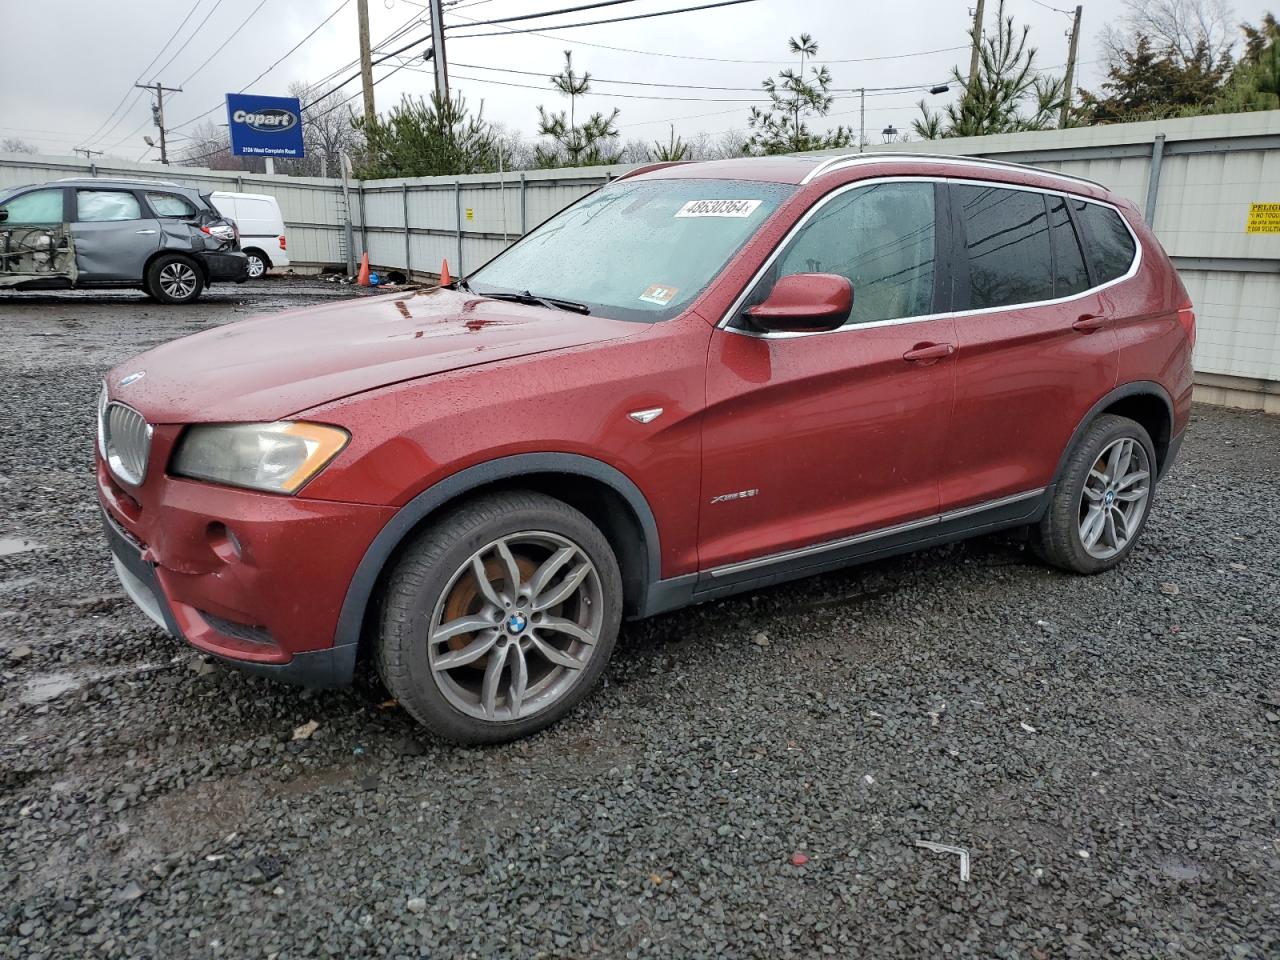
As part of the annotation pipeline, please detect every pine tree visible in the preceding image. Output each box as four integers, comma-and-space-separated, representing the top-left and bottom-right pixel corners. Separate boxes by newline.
535, 51, 622, 167
744, 34, 854, 155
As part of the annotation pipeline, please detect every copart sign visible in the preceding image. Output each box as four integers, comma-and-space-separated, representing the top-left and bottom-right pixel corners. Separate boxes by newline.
225, 93, 305, 158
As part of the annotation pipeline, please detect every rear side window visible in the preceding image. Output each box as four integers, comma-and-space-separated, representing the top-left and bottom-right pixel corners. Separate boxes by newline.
76, 190, 142, 222
147, 192, 197, 218
1073, 200, 1137, 284
1048, 195, 1090, 298
1, 188, 64, 224
769, 181, 937, 325
956, 185, 1053, 309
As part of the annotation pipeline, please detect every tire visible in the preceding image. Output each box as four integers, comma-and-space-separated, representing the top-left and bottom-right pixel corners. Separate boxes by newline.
376, 491, 623, 745
244, 250, 269, 279
1031, 413, 1158, 574
145, 254, 204, 304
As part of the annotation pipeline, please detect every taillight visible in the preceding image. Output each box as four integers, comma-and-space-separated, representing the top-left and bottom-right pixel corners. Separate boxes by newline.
1177, 299, 1196, 350
279, 235, 287, 251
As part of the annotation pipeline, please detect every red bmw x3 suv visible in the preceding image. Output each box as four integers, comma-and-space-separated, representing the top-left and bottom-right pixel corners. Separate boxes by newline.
97, 153, 1195, 743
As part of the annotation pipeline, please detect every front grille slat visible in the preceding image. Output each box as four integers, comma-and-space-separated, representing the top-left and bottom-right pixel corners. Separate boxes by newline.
102, 402, 152, 486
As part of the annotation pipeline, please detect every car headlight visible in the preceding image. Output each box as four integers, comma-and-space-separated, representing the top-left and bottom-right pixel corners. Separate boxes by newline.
171, 422, 349, 494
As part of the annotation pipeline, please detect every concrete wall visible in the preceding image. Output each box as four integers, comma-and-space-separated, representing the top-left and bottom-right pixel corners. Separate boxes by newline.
3, 111, 1278, 408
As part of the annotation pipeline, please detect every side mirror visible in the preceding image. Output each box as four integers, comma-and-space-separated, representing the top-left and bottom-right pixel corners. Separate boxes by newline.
745, 273, 851, 333
0, 208, 8, 224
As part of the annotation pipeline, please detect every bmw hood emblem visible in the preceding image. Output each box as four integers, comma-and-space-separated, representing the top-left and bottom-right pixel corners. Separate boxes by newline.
118, 371, 146, 387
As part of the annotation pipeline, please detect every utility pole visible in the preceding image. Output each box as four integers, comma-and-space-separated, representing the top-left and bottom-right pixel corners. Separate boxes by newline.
73, 147, 104, 161
1060, 5, 1084, 127
858, 88, 866, 153
968, 0, 986, 89
135, 81, 182, 165
356, 0, 377, 120
428, 0, 450, 102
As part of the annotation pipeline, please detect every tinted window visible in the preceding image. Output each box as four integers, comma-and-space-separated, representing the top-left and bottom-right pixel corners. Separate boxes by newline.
769, 181, 936, 325
1073, 200, 1136, 283
1048, 195, 1090, 298
1, 188, 63, 224
957, 185, 1053, 309
77, 190, 142, 222
147, 192, 197, 218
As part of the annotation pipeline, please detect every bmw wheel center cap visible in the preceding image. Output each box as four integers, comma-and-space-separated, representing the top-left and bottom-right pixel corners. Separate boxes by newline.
507, 613, 528, 633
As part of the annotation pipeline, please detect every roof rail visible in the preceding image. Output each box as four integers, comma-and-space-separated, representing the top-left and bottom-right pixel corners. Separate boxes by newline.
799, 151, 1105, 190
53, 176, 184, 187
613, 161, 694, 182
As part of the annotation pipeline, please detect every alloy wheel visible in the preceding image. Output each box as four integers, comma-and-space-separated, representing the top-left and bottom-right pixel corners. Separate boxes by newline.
246, 254, 265, 278
1077, 436, 1151, 559
158, 262, 198, 300
427, 531, 605, 722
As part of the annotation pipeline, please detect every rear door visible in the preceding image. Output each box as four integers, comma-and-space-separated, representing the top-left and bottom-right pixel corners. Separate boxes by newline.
71, 188, 161, 282
939, 181, 1119, 511
699, 179, 957, 575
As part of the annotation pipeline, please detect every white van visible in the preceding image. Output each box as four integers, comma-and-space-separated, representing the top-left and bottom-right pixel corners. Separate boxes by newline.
209, 192, 289, 278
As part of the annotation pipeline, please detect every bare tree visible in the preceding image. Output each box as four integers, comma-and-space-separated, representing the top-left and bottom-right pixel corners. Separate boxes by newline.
276, 82, 365, 178
175, 120, 242, 170
0, 137, 37, 154
1101, 0, 1237, 68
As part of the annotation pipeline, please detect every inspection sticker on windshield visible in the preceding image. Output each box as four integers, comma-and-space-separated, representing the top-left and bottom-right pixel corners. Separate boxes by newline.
675, 199, 763, 218
639, 283, 679, 305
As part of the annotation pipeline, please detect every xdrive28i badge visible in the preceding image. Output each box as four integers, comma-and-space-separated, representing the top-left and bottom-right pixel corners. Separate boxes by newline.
118, 371, 145, 387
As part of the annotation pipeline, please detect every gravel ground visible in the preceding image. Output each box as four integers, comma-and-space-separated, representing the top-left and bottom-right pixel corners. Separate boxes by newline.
1, 279, 1277, 959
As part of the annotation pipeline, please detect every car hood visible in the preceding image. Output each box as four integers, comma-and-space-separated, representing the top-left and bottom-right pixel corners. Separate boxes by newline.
107, 287, 643, 423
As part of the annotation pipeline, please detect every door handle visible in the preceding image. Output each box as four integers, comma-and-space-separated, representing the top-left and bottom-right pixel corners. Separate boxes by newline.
902, 342, 956, 363
1072, 314, 1110, 332
135, 229, 157, 235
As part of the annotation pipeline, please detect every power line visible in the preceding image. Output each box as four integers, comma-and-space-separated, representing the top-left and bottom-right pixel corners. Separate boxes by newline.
79, 1, 208, 147
445, 0, 759, 38
448, 9, 968, 63
176, 0, 272, 87
446, 0, 649, 29
150, 0, 227, 81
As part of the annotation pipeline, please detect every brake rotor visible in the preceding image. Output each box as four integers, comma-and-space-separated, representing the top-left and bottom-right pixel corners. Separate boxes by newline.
440, 553, 538, 666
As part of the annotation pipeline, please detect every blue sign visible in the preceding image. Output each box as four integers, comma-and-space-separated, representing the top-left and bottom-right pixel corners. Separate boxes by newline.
225, 94, 305, 158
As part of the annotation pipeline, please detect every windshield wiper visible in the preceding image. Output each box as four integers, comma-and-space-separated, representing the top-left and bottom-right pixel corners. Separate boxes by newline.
472, 288, 590, 315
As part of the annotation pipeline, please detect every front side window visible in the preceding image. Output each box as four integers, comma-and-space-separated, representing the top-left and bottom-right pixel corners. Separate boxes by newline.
760, 181, 937, 326
1073, 200, 1137, 284
147, 192, 197, 218
77, 190, 142, 223
0, 188, 64, 224
957, 184, 1053, 310
468, 178, 795, 323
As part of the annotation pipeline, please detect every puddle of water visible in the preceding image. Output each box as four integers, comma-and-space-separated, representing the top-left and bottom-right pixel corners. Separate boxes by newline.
0, 538, 45, 558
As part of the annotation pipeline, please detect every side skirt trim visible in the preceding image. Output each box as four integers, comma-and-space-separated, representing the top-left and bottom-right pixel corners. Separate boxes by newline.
706, 488, 1045, 580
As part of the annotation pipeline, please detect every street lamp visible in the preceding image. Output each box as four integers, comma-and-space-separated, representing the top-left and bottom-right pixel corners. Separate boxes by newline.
881, 125, 899, 144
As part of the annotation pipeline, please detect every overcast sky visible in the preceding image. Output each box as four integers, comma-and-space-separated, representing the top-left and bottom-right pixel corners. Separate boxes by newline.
0, 0, 1184, 160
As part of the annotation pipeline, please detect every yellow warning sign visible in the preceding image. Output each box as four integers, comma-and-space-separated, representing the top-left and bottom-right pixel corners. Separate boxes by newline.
465, 208, 474, 221
1246, 202, 1280, 233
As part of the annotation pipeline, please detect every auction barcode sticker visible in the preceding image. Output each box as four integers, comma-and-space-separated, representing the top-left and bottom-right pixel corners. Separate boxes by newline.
1246, 202, 1280, 234
675, 199, 763, 218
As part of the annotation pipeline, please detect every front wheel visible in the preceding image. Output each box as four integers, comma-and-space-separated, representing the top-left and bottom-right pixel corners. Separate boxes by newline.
1032, 413, 1157, 574
145, 254, 204, 304
376, 491, 623, 744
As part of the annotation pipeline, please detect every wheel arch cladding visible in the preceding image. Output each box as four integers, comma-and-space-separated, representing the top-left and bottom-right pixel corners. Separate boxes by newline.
334, 453, 662, 660
1054, 381, 1174, 483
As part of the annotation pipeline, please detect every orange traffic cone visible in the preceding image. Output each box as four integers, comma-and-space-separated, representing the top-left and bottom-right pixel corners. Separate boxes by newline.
439, 259, 452, 286
356, 252, 370, 287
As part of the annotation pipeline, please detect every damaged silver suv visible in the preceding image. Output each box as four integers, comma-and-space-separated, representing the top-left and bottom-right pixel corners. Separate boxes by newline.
0, 177, 248, 304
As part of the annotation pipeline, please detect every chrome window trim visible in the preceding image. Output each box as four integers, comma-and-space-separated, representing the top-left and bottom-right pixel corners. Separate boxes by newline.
798, 151, 1106, 190
706, 488, 1046, 579
718, 175, 1142, 340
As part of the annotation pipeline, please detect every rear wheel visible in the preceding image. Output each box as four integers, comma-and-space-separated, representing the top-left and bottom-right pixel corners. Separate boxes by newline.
244, 250, 269, 279
145, 254, 204, 304
1032, 413, 1156, 573
376, 491, 623, 744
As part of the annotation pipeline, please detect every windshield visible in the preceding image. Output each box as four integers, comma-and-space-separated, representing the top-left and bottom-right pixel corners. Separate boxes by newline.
468, 178, 795, 322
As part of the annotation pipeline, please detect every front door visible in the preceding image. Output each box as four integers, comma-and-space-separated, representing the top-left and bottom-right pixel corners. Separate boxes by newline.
699, 179, 956, 578
71, 188, 161, 282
